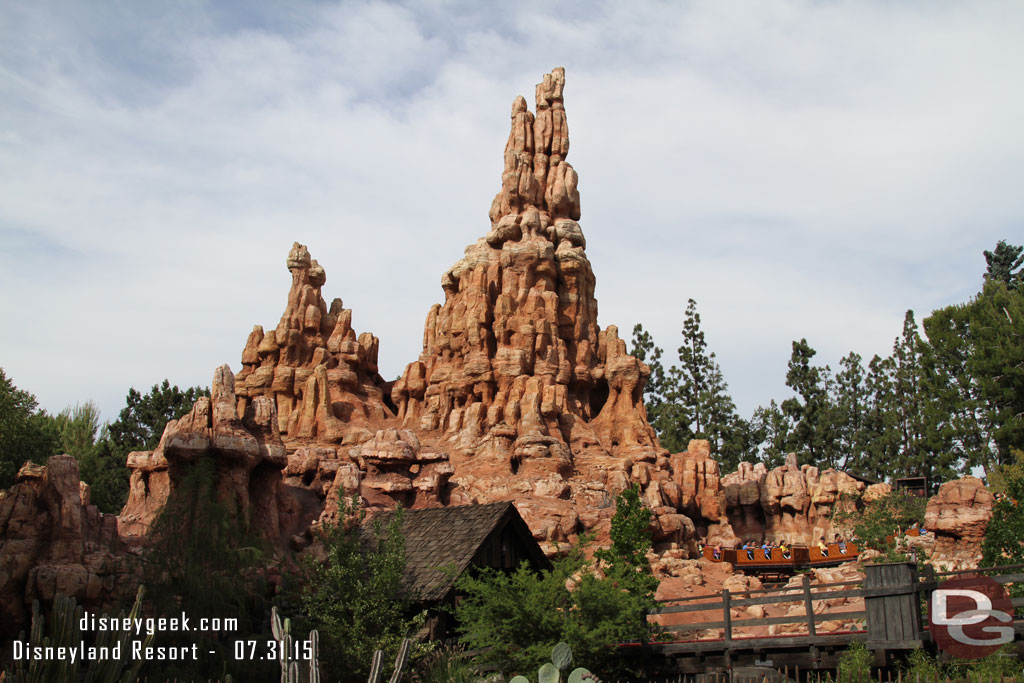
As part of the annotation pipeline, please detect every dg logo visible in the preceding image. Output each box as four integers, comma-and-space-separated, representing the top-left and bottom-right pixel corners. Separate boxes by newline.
929, 574, 1015, 659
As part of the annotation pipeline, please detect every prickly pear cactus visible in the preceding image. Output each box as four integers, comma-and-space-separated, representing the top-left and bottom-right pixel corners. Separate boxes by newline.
538, 661, 560, 683
509, 677, 530, 683
551, 642, 573, 670
567, 667, 598, 683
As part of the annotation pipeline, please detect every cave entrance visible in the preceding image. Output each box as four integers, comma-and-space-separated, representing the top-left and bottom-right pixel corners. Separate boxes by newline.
588, 378, 609, 418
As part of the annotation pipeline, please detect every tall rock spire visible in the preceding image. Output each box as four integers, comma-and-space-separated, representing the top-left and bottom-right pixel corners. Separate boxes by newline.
488, 67, 580, 226
234, 242, 392, 440
393, 69, 658, 482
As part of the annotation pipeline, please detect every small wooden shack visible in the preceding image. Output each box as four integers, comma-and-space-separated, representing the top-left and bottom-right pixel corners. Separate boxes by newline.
367, 501, 552, 639
894, 476, 930, 497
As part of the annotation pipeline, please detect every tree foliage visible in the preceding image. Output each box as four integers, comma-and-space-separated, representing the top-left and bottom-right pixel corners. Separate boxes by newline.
86, 380, 208, 513
106, 380, 209, 456
456, 486, 657, 678
628, 239, 1023, 484
630, 299, 752, 470
288, 497, 420, 682
0, 368, 59, 489
982, 448, 1024, 572
831, 491, 927, 552
142, 454, 273, 680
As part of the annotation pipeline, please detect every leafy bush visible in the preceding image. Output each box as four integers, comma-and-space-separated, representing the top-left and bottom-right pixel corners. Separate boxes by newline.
287, 496, 424, 682
983, 448, 1024, 594
837, 641, 872, 683
456, 486, 656, 678
901, 648, 942, 682
832, 490, 927, 552
141, 454, 274, 680
411, 643, 478, 683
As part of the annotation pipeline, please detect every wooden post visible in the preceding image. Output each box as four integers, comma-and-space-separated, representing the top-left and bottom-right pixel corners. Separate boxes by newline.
803, 573, 817, 637
722, 589, 733, 643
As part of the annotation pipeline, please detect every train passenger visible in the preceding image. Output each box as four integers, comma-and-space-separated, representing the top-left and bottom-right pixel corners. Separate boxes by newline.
817, 536, 829, 557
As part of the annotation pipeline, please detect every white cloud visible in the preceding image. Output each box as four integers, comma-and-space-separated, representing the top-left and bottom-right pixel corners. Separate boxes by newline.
1, 0, 1022, 425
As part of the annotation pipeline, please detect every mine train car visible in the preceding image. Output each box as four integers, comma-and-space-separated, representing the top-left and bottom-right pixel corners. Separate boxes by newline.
701, 542, 859, 573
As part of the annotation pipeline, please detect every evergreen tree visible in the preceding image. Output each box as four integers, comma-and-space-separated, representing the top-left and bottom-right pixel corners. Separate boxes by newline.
748, 400, 790, 469
630, 324, 689, 452
862, 354, 900, 480
79, 380, 210, 514
833, 352, 870, 474
967, 279, 1024, 465
890, 311, 930, 477
983, 239, 1024, 290
0, 368, 59, 488
781, 339, 837, 467
53, 401, 102, 458
106, 380, 209, 456
678, 299, 713, 437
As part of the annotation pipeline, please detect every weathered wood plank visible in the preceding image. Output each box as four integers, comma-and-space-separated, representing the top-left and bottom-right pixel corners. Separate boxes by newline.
658, 611, 868, 632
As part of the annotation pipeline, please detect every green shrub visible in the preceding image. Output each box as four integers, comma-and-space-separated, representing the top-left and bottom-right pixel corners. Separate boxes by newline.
837, 641, 872, 683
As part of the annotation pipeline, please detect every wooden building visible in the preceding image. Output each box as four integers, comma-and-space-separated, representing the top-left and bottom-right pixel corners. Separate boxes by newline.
367, 501, 552, 639
894, 476, 930, 497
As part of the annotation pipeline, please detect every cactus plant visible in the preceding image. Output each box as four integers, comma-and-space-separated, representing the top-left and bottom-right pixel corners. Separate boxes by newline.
567, 667, 597, 683
509, 677, 530, 683
271, 605, 322, 683
367, 637, 413, 683
538, 662, 560, 683
551, 642, 572, 670
3, 585, 154, 683
388, 637, 411, 683
307, 628, 320, 683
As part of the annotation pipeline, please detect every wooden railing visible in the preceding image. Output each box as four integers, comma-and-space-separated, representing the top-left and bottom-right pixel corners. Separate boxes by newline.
648, 562, 1024, 656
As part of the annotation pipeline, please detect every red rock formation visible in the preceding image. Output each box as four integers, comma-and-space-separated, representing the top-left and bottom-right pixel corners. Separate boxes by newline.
120, 364, 294, 544
234, 242, 392, 441
924, 476, 993, 567
0, 456, 123, 639
391, 67, 658, 470
719, 454, 864, 545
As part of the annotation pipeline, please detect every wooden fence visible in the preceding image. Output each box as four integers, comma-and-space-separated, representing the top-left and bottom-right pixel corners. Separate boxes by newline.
645, 562, 1024, 676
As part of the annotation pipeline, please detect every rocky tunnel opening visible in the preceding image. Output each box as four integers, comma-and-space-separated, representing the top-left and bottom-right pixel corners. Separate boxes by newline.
588, 378, 609, 419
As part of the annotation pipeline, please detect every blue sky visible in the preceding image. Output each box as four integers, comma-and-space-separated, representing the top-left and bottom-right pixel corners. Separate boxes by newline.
2, 0, 1022, 429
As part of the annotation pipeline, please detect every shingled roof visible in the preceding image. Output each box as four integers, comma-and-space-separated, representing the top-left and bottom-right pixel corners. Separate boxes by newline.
366, 501, 551, 603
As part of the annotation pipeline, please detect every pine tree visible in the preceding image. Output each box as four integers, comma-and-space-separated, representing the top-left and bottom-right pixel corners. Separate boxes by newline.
630, 324, 689, 452
678, 299, 713, 437
833, 352, 870, 474
781, 339, 838, 467
749, 400, 790, 469
983, 239, 1024, 290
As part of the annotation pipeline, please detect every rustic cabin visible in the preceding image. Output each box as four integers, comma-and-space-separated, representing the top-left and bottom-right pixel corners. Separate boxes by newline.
366, 501, 552, 639
894, 476, 930, 497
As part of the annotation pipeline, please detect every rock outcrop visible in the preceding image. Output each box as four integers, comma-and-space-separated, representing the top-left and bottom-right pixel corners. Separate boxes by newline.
234, 242, 393, 441
924, 476, 993, 567
391, 66, 658, 468
120, 364, 295, 544
0, 456, 123, 640
719, 454, 864, 545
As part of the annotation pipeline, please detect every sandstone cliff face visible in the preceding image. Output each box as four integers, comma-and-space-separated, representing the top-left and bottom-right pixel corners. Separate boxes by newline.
234, 242, 392, 442
113, 69, 679, 556
120, 364, 295, 544
0, 456, 123, 640
924, 476, 993, 567
391, 66, 658, 468
718, 454, 864, 546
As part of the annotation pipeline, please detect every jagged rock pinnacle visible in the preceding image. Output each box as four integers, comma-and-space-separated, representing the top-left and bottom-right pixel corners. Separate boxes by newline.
488, 67, 581, 231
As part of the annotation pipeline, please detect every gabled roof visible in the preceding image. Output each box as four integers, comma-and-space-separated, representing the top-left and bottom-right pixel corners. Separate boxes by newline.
366, 501, 551, 603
